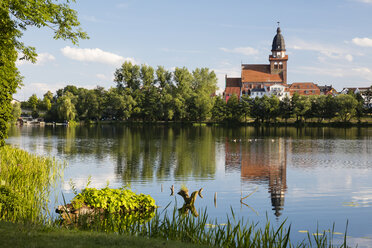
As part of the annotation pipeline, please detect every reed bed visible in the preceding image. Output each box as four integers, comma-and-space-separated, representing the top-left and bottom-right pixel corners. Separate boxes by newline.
65, 206, 349, 248
0, 145, 63, 223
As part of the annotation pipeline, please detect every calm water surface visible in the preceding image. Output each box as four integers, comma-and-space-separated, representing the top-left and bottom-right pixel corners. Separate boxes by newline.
6, 125, 372, 247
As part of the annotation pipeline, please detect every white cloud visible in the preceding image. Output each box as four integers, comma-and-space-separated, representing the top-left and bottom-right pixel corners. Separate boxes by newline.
117, 3, 129, 9
356, 0, 372, 3
352, 37, 372, 47
220, 47, 259, 56
345, 54, 353, 62
61, 46, 134, 66
16, 53, 55, 66
96, 74, 108, 80
295, 66, 345, 77
352, 67, 372, 80
14, 82, 65, 100
352, 67, 371, 74
290, 40, 354, 62
294, 65, 372, 82
161, 48, 201, 54
81, 15, 101, 23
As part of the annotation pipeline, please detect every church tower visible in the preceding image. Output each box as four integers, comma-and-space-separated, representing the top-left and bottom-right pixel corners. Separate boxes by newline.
269, 26, 288, 84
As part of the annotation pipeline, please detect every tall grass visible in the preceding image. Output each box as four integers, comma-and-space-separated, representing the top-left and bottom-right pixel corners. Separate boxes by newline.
0, 145, 63, 223
65, 206, 349, 248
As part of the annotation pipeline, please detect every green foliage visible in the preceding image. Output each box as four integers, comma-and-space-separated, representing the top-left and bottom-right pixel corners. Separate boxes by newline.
71, 206, 348, 248
292, 93, 311, 122
279, 96, 292, 123
0, 185, 21, 217
335, 94, 358, 122
225, 94, 242, 122
10, 102, 21, 124
0, 221, 208, 248
57, 92, 77, 121
27, 94, 39, 111
71, 187, 156, 214
0, 0, 87, 146
0, 145, 63, 222
211, 96, 227, 122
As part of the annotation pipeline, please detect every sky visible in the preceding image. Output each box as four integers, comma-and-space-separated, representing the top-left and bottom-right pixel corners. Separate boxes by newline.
14, 0, 372, 100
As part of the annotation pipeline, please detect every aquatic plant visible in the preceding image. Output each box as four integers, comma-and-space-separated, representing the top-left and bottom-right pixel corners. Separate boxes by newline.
56, 185, 157, 227
0, 145, 63, 223
70, 186, 156, 213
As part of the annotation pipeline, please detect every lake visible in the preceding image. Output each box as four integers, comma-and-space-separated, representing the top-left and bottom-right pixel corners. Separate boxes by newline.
6, 125, 372, 247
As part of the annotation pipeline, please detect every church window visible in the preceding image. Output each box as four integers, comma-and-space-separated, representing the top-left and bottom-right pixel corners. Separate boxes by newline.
279, 62, 283, 69
274, 62, 278, 69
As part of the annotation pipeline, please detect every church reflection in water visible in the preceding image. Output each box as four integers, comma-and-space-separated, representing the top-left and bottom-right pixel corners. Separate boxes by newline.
225, 138, 288, 217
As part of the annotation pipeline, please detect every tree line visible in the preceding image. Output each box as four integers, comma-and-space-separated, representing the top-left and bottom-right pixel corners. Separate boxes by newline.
17, 61, 371, 124
19, 62, 218, 123
215, 92, 370, 124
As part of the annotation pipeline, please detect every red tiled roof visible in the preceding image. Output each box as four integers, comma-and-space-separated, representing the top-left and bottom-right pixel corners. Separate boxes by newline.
225, 87, 241, 96
241, 64, 282, 83
226, 77, 241, 87
289, 82, 320, 96
224, 86, 241, 102
289, 82, 319, 90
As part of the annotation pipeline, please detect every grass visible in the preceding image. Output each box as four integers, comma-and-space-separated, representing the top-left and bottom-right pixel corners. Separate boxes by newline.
0, 145, 63, 223
0, 221, 208, 248
62, 206, 349, 248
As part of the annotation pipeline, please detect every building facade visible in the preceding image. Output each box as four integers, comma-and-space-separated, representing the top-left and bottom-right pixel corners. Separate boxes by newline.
224, 26, 288, 101
288, 82, 320, 96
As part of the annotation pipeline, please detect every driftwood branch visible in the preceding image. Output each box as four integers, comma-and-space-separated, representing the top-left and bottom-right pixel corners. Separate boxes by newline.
177, 187, 204, 217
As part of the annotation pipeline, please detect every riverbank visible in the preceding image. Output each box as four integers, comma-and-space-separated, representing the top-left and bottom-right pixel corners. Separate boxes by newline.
43, 115, 372, 127
0, 221, 208, 248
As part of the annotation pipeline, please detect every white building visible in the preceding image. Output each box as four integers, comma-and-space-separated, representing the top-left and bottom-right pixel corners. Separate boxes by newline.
268, 84, 290, 100
250, 87, 269, 98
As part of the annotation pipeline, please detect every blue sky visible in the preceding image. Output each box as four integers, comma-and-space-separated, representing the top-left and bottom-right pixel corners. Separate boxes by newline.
14, 0, 372, 100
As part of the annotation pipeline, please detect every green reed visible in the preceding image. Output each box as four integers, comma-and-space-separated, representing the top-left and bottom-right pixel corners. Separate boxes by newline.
63, 205, 349, 248
0, 145, 63, 223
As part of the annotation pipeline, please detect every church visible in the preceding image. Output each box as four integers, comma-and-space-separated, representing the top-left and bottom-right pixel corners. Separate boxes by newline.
224, 26, 289, 101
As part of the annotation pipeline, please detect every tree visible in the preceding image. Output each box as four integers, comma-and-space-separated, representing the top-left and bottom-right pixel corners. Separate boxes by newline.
225, 94, 242, 122
11, 102, 21, 124
249, 96, 271, 123
27, 94, 39, 111
0, 0, 87, 146
114, 61, 141, 91
156, 66, 174, 121
268, 96, 280, 123
57, 92, 77, 122
173, 67, 193, 121
189, 68, 217, 122
279, 96, 292, 123
335, 94, 358, 122
324, 94, 337, 122
292, 94, 311, 122
211, 96, 227, 122
104, 88, 136, 120
354, 93, 365, 122
41, 96, 52, 111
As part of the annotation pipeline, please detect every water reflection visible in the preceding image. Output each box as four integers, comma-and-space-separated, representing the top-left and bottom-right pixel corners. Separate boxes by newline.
225, 138, 288, 217
6, 125, 372, 244
8, 125, 217, 183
